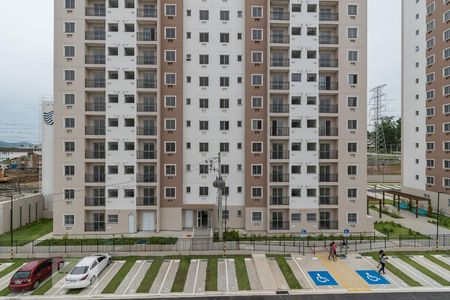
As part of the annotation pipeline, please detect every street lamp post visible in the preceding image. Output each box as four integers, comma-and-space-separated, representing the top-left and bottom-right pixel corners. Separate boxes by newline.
436, 192, 441, 251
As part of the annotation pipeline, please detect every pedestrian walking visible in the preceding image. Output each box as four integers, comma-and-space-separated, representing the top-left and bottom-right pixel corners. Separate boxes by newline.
332, 242, 338, 260
378, 251, 388, 274
328, 242, 335, 261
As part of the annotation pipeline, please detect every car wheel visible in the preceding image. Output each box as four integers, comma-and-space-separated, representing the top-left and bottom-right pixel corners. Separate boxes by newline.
90, 276, 96, 286
107, 258, 111, 266
33, 280, 40, 290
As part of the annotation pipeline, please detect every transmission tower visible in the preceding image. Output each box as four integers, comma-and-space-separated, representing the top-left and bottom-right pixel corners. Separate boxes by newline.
369, 84, 387, 173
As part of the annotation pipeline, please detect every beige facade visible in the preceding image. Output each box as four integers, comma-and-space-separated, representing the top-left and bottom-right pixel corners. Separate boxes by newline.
53, 0, 371, 236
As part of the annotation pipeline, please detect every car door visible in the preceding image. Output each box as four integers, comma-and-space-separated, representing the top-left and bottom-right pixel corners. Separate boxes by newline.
97, 256, 107, 273
90, 260, 99, 277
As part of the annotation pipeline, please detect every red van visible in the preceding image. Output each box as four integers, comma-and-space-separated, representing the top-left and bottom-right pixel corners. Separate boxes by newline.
9, 257, 65, 292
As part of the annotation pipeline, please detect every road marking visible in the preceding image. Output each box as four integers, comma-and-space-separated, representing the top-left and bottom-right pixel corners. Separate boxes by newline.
391, 258, 438, 287
414, 256, 449, 279
361, 257, 403, 289
88, 261, 119, 296
192, 259, 200, 294
293, 256, 315, 290
123, 261, 145, 294
225, 259, 229, 292
158, 260, 173, 295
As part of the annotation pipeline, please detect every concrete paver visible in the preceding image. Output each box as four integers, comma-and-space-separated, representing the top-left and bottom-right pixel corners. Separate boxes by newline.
267, 257, 289, 290
150, 259, 179, 294
0, 263, 12, 273
183, 259, 199, 293
413, 256, 450, 280
286, 256, 313, 290
149, 259, 171, 294
217, 259, 227, 292
389, 257, 441, 287
244, 258, 262, 291
226, 259, 239, 292
251, 254, 278, 291
194, 259, 207, 293
115, 260, 151, 295
80, 261, 124, 296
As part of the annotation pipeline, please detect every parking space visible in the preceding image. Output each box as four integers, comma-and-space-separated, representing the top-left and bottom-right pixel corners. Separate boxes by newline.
286, 256, 314, 290
79, 260, 124, 296
266, 257, 289, 290
116, 260, 152, 295
0, 263, 26, 292
218, 258, 238, 292
359, 256, 408, 289
183, 259, 206, 294
149, 259, 179, 294
388, 257, 441, 287
411, 256, 450, 280
0, 263, 13, 273
433, 255, 450, 266
244, 257, 262, 291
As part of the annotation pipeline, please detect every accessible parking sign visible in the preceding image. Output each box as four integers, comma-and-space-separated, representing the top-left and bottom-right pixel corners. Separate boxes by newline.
356, 270, 390, 285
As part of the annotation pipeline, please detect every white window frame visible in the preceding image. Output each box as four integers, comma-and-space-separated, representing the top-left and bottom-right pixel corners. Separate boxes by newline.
164, 50, 176, 62
251, 96, 263, 108
64, 165, 75, 177
251, 142, 263, 153
251, 187, 263, 199
63, 45, 76, 57
63, 214, 75, 226
347, 27, 358, 39
251, 164, 263, 176
347, 164, 358, 176
164, 72, 176, 85
251, 51, 264, 63
64, 117, 75, 128
164, 164, 176, 176
444, 85, 450, 96
251, 6, 263, 18
443, 160, 450, 170
444, 141, 450, 151
164, 4, 176, 16
347, 213, 358, 224
443, 66, 450, 78
251, 28, 263, 41
347, 187, 358, 199
251, 119, 263, 131
164, 141, 176, 154
64, 21, 75, 33
251, 74, 263, 86
164, 187, 176, 199
164, 118, 176, 131
164, 95, 176, 108
427, 89, 436, 100
251, 211, 263, 222
164, 27, 176, 39
64, 69, 76, 81
443, 122, 450, 133
347, 4, 358, 16
347, 50, 358, 62
444, 178, 450, 188
443, 103, 450, 114
63, 140, 76, 152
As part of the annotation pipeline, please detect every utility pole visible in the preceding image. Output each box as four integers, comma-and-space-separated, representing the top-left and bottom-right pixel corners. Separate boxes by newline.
212, 152, 225, 241
436, 192, 441, 251
10, 194, 14, 260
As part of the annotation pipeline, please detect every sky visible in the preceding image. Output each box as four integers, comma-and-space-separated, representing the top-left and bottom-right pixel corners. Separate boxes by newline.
0, 0, 401, 143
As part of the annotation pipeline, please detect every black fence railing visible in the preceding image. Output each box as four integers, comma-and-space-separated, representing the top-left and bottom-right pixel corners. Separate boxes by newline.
85, 150, 106, 159
85, 102, 106, 111
137, 8, 157, 18
85, 55, 106, 64
85, 7, 106, 17
319, 12, 339, 21
136, 196, 157, 206
270, 196, 290, 206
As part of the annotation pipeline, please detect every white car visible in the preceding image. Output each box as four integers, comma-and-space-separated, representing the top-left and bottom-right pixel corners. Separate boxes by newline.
64, 253, 111, 289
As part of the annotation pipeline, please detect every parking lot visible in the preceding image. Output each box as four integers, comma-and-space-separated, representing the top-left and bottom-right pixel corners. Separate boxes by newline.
0, 253, 449, 298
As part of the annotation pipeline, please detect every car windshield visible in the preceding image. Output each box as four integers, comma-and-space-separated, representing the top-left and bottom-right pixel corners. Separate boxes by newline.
12, 271, 30, 279
70, 266, 89, 275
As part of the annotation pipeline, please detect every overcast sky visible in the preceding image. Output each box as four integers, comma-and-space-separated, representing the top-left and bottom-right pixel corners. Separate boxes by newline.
0, 0, 401, 142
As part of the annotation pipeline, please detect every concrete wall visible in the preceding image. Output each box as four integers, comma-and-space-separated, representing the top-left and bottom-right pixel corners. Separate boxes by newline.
0, 194, 44, 235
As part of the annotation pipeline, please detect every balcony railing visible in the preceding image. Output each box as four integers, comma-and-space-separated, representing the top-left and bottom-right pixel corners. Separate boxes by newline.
270, 221, 290, 230
136, 196, 157, 206
137, 8, 157, 18
270, 173, 289, 182
85, 7, 106, 17
319, 128, 338, 137
319, 150, 338, 159
270, 196, 289, 206
319, 220, 339, 230
270, 81, 290, 90
85, 126, 106, 135
85, 150, 106, 159
319, 59, 338, 68
137, 56, 157, 65
137, 103, 157, 112
85, 79, 106, 88
137, 150, 157, 159
319, 35, 339, 44
319, 196, 339, 205
319, 173, 338, 183
270, 11, 290, 21
85, 102, 106, 112
137, 79, 157, 88
270, 34, 290, 44
85, 197, 106, 206
270, 150, 290, 160
270, 104, 289, 113
137, 127, 157, 136
270, 58, 290, 67
319, 104, 338, 113
319, 82, 339, 91
270, 127, 290, 137
85, 31, 106, 40
319, 12, 339, 21
137, 32, 157, 42
136, 173, 157, 183
85, 55, 106, 64
85, 222, 105, 232
85, 174, 105, 183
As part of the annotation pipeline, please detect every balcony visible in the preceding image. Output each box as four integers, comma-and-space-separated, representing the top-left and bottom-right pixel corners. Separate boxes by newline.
270, 150, 289, 160
319, 220, 339, 230
270, 103, 289, 113
319, 35, 339, 45
137, 56, 157, 65
319, 59, 338, 68
319, 12, 339, 21
85, 222, 105, 232
85, 102, 106, 112
137, 173, 157, 183
85, 31, 106, 40
85, 150, 106, 159
319, 128, 338, 137
85, 55, 106, 64
319, 196, 339, 205
270, 196, 289, 206
319, 150, 338, 159
270, 81, 290, 90
137, 79, 157, 89
137, 8, 157, 18
85, 174, 105, 183
85, 126, 106, 135
85, 7, 106, 17
137, 127, 156, 136
136, 196, 157, 206
270, 58, 290, 67
319, 82, 338, 91
137, 150, 157, 159
85, 79, 106, 88
270, 11, 290, 21
85, 197, 106, 207
270, 173, 289, 183
319, 104, 338, 113
137, 32, 157, 42
270, 34, 290, 44
137, 102, 157, 112
319, 173, 338, 183
270, 221, 290, 231
270, 127, 289, 137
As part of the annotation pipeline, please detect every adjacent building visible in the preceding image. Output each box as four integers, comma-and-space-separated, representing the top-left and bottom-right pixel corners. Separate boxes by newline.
54, 0, 372, 235
402, 0, 450, 214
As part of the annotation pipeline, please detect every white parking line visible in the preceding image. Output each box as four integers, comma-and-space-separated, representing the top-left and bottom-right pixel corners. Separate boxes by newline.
362, 256, 403, 289
123, 261, 145, 295
225, 259, 229, 292
88, 261, 118, 296
293, 256, 315, 290
390, 258, 439, 287
414, 256, 450, 279
192, 259, 200, 294
158, 260, 173, 295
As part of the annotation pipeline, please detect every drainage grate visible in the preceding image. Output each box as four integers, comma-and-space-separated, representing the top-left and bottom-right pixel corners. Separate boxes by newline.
276, 290, 290, 295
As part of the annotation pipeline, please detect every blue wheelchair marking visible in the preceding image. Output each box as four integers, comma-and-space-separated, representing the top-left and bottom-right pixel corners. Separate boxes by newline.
308, 271, 338, 286
356, 270, 390, 285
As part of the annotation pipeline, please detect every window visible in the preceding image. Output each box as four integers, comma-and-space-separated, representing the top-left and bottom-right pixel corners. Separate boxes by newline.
307, 189, 316, 197
220, 55, 229, 65
165, 27, 176, 39
199, 142, 209, 152
64, 22, 75, 33
165, 187, 176, 199
108, 165, 118, 174
124, 118, 134, 127
124, 142, 134, 150
199, 165, 209, 174
307, 27, 317, 36
348, 142, 357, 153
199, 10, 209, 20
108, 215, 118, 224
444, 47, 450, 59
64, 45, 75, 57
307, 142, 316, 151
292, 4, 301, 12
292, 143, 301, 151
348, 188, 357, 198
165, 96, 176, 108
307, 96, 317, 105
292, 73, 301, 82
124, 0, 134, 8
427, 107, 435, 116
64, 70, 75, 81
165, 4, 176, 16
124, 23, 134, 32
165, 165, 176, 176
427, 176, 435, 185
108, 118, 118, 127
252, 74, 263, 86
348, 120, 358, 130
292, 27, 301, 35
64, 117, 75, 128
348, 28, 358, 39
252, 211, 262, 222
64, 165, 75, 176
252, 51, 263, 63
444, 160, 450, 170
427, 72, 435, 83
252, 6, 263, 18
252, 142, 262, 153
348, 4, 358, 16
252, 164, 262, 176
444, 10, 450, 22
291, 165, 301, 174
348, 51, 358, 62
165, 50, 176, 62
197, 186, 208, 197
444, 123, 450, 132
444, 29, 450, 42
199, 120, 209, 130
292, 120, 301, 128
427, 37, 435, 49
220, 165, 229, 174
291, 214, 301, 222
291, 96, 301, 105
220, 143, 229, 152
348, 213, 358, 224
165, 119, 176, 131
220, 33, 229, 43
252, 97, 263, 108
199, 76, 209, 87
427, 90, 435, 100
64, 94, 75, 105
348, 165, 357, 176
165, 142, 176, 153
427, 20, 435, 32
427, 159, 435, 168
219, 98, 229, 109
108, 189, 118, 198
252, 29, 263, 41
444, 67, 450, 78
291, 50, 301, 59
444, 104, 450, 114
65, 0, 75, 9
220, 10, 230, 21
64, 189, 74, 199
348, 74, 358, 84
108, 142, 118, 151
444, 85, 450, 96
307, 213, 316, 222
307, 50, 317, 59
427, 142, 435, 151
199, 32, 209, 43
124, 165, 134, 174
307, 4, 317, 12
427, 55, 435, 66
220, 77, 229, 87
64, 141, 75, 152
64, 215, 75, 226
446, 142, 450, 151
291, 189, 301, 197
307, 165, 317, 174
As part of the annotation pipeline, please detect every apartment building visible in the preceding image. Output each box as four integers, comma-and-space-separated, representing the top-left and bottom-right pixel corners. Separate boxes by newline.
402, 0, 450, 215
53, 0, 372, 235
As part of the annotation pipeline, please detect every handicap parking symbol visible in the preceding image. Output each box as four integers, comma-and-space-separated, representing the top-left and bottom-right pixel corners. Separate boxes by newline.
356, 270, 390, 285
308, 271, 338, 286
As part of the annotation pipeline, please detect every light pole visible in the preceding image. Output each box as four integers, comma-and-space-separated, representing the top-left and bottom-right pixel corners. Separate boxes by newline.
436, 192, 441, 251
211, 152, 225, 241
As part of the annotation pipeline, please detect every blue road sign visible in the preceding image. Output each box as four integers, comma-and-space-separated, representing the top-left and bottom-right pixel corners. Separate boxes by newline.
356, 270, 390, 285
300, 229, 307, 238
308, 271, 338, 286
343, 229, 350, 237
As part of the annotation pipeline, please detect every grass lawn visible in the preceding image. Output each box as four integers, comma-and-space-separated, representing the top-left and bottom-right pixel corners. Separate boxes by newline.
205, 257, 218, 291
171, 257, 191, 292
32, 259, 77, 295
37, 237, 177, 246
0, 287, 10, 297
0, 260, 28, 279
136, 258, 162, 293
268, 255, 301, 289
399, 255, 450, 286
232, 256, 251, 290
101, 259, 137, 294
0, 219, 52, 246
428, 212, 450, 230
374, 221, 429, 239
425, 255, 450, 271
